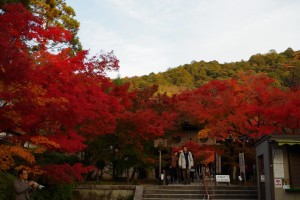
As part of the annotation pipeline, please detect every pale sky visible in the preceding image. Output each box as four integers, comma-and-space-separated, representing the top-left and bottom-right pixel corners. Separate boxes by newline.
65, 0, 300, 78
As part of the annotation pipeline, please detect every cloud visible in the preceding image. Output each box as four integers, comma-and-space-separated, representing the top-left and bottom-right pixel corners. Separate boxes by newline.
68, 0, 300, 78
79, 19, 169, 77
106, 0, 184, 26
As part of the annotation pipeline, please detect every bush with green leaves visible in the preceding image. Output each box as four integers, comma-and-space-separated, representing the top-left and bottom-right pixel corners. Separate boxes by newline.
0, 171, 15, 200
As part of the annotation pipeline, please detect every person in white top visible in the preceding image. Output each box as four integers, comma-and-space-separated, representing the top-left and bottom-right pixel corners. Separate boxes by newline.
178, 146, 194, 184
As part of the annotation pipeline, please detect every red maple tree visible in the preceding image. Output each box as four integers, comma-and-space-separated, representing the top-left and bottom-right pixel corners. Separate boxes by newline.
0, 4, 121, 182
176, 74, 300, 141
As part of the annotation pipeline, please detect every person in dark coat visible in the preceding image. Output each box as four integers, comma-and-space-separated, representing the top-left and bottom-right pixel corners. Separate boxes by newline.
13, 169, 37, 200
170, 151, 179, 183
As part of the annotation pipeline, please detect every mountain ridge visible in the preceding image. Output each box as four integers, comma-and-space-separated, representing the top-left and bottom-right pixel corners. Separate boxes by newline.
121, 48, 300, 94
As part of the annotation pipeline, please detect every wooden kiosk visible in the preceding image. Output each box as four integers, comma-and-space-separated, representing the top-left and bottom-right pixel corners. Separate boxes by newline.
255, 134, 300, 200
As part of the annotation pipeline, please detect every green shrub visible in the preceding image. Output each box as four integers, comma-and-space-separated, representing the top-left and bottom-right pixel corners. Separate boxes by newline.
72, 191, 133, 200
0, 171, 15, 200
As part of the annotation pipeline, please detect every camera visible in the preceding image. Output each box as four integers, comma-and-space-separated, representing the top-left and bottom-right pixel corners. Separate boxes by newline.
37, 184, 45, 189
33, 182, 45, 189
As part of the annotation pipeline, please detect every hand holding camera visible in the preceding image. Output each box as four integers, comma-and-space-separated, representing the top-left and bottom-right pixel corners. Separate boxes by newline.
32, 182, 45, 189
37, 184, 45, 189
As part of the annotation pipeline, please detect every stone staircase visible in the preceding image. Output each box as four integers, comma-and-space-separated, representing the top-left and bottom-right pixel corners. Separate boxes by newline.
141, 185, 258, 200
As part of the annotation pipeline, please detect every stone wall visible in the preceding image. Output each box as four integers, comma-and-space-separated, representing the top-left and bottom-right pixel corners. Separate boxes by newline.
75, 185, 135, 200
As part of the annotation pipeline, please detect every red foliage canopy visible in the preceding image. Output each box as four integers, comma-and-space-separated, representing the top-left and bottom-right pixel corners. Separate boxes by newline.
176, 74, 300, 140
0, 4, 121, 148
0, 4, 121, 179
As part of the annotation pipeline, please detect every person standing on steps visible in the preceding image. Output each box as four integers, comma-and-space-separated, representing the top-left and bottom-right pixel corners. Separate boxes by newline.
170, 151, 179, 183
178, 146, 194, 184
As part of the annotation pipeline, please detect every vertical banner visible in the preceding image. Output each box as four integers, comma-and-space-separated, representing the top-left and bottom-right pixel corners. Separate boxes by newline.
273, 149, 284, 178
215, 153, 222, 174
239, 153, 246, 180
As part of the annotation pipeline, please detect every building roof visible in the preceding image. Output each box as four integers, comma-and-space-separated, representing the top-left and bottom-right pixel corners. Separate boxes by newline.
255, 134, 300, 147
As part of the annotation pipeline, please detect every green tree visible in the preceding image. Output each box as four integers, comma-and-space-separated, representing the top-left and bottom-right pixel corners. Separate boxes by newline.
0, 0, 81, 51
280, 47, 294, 59
168, 67, 194, 86
31, 0, 81, 51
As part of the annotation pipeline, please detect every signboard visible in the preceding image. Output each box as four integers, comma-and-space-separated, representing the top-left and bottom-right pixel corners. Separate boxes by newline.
260, 175, 265, 182
273, 149, 284, 178
216, 175, 230, 182
274, 179, 282, 188
273, 149, 283, 164
239, 153, 245, 174
274, 164, 284, 178
154, 138, 167, 148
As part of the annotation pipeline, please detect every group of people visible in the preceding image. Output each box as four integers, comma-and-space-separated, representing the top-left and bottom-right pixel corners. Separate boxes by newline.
169, 146, 194, 184
169, 146, 211, 184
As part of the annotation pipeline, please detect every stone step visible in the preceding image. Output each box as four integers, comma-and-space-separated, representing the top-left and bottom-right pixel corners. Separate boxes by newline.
143, 185, 257, 190
141, 185, 258, 200
142, 193, 258, 199
142, 199, 258, 200
144, 189, 256, 194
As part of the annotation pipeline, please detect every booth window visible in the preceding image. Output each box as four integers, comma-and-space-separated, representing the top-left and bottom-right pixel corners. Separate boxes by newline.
289, 145, 300, 189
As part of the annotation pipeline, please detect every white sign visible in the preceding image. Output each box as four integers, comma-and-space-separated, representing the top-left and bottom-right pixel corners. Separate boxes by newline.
283, 184, 290, 189
274, 149, 283, 164
260, 175, 265, 182
154, 138, 167, 148
216, 175, 230, 182
274, 163, 284, 178
274, 179, 282, 188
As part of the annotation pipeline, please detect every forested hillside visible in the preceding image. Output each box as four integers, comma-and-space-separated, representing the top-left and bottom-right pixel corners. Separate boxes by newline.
124, 48, 300, 94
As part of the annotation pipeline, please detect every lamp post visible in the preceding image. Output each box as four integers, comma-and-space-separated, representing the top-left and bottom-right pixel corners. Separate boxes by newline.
154, 138, 167, 181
